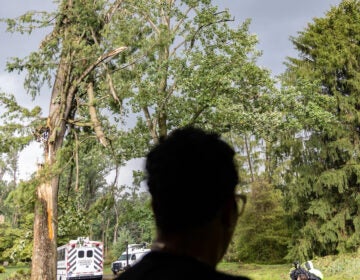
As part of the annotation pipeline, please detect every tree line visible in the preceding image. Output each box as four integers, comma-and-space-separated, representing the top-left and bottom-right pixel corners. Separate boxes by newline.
0, 0, 359, 279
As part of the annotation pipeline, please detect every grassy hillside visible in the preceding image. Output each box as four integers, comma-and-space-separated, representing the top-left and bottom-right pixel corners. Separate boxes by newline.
316, 253, 360, 280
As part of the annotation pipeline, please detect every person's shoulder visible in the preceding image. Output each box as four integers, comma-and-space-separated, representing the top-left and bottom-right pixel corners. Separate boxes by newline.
115, 251, 251, 280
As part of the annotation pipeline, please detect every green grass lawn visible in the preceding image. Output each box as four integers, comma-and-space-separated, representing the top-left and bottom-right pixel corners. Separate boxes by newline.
218, 262, 289, 280
0, 266, 30, 280
2, 253, 360, 280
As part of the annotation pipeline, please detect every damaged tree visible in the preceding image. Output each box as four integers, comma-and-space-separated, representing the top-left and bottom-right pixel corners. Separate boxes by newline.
4, 1, 126, 278
3, 0, 275, 278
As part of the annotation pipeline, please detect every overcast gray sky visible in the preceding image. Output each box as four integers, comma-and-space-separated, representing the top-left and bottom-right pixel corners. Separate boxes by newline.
215, 0, 342, 75
0, 0, 342, 182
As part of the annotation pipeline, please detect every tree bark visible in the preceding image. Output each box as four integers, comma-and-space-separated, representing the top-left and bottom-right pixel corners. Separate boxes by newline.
88, 81, 109, 147
31, 171, 58, 280
30, 26, 70, 278
244, 134, 255, 183
31, 53, 69, 280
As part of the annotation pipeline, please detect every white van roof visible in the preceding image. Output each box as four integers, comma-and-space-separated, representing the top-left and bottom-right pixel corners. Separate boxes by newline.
126, 243, 148, 251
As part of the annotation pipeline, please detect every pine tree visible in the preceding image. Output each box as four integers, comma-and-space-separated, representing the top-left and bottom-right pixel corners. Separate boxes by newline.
281, 0, 360, 259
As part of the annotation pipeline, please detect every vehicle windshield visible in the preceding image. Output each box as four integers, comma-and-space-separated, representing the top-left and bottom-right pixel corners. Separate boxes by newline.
118, 254, 129, 261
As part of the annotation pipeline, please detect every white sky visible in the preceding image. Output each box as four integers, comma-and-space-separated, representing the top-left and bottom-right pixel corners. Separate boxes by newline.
0, 0, 342, 183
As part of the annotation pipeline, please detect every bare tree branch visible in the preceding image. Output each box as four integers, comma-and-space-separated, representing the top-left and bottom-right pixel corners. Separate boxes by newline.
190, 15, 234, 48
89, 27, 123, 113
74, 129, 79, 191
172, 6, 193, 34
142, 106, 159, 143
87, 81, 108, 147
106, 71, 123, 114
78, 46, 128, 84
64, 46, 128, 119
104, 0, 124, 24
127, 4, 160, 34
188, 105, 208, 126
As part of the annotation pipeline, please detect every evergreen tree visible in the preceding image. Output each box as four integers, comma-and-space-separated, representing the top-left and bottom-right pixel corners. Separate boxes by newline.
280, 0, 360, 259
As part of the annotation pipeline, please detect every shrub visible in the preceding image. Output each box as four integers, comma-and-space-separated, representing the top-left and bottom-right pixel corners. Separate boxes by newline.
6, 269, 31, 280
0, 266, 5, 273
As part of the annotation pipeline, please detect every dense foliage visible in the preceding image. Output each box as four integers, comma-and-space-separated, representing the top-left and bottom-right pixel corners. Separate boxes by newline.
230, 180, 290, 264
2, 0, 360, 269
279, 0, 360, 261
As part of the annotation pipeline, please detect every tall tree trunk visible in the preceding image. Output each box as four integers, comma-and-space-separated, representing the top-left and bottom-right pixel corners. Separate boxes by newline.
244, 134, 255, 183
264, 140, 273, 183
113, 204, 119, 244
31, 49, 71, 279
31, 165, 59, 279
32, 145, 60, 279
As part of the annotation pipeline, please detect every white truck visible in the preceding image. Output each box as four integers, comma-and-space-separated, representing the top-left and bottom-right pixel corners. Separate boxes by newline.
56, 237, 103, 280
111, 243, 150, 275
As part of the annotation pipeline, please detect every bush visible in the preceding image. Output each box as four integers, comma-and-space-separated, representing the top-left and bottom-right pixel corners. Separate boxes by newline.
6, 269, 31, 280
0, 266, 5, 273
16, 261, 29, 266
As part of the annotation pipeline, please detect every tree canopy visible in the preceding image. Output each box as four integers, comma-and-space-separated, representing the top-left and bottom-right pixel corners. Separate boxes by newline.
1, 0, 277, 277
3, 0, 360, 272
280, 0, 360, 260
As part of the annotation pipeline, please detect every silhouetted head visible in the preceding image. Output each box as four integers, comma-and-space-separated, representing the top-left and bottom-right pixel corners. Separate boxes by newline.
145, 126, 238, 234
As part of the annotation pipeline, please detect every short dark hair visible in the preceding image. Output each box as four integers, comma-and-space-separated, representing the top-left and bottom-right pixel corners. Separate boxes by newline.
145, 126, 238, 233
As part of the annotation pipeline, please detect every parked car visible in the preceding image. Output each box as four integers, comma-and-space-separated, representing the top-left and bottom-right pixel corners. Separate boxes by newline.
111, 243, 150, 275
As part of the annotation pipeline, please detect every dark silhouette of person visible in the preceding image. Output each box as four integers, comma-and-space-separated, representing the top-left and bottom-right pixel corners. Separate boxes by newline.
116, 126, 250, 280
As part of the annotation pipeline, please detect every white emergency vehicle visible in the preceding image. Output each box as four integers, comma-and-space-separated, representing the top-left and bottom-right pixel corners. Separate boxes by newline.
111, 243, 150, 274
57, 237, 103, 280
